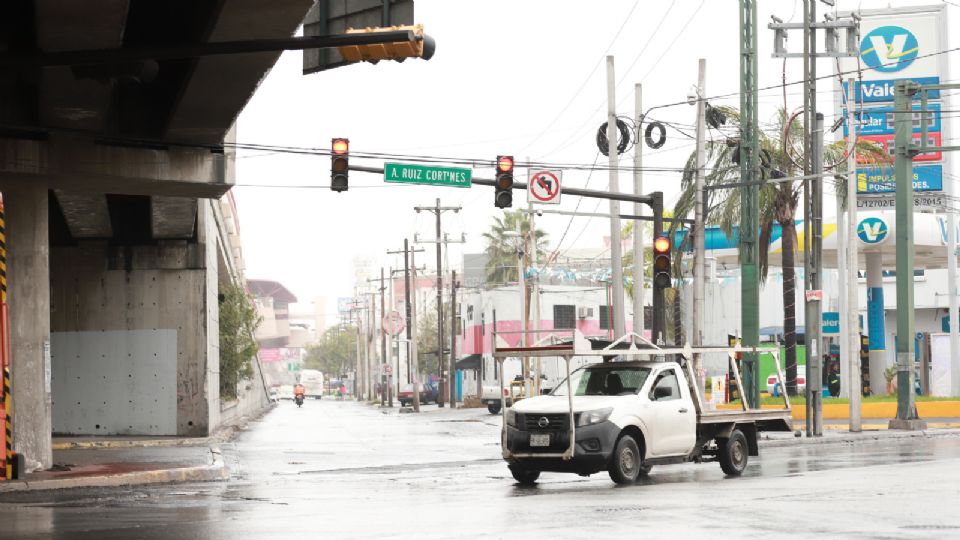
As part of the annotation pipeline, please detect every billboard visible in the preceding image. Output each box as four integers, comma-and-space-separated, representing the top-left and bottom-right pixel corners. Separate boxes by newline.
836, 5, 949, 197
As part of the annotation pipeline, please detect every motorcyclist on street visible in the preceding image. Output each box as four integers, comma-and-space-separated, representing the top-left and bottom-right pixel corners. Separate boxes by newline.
294, 383, 306, 398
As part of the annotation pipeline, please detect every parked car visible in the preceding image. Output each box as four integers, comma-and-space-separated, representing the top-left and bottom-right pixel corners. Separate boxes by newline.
767, 366, 806, 395
399, 384, 439, 406
278, 385, 295, 401
269, 388, 280, 403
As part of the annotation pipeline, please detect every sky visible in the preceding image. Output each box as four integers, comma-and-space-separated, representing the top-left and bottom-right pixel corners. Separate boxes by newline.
233, 0, 960, 320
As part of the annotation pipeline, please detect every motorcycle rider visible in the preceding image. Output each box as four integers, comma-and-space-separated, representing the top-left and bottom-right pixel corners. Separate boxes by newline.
294, 383, 306, 405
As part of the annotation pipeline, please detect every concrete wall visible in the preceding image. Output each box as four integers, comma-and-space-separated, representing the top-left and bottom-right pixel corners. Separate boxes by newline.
51, 330, 177, 435
49, 242, 213, 436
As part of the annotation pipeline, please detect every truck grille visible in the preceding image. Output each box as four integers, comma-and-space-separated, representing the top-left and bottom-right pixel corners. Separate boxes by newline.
522, 413, 568, 432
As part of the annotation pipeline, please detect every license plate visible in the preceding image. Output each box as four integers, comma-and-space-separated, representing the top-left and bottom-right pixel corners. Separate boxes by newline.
529, 433, 550, 447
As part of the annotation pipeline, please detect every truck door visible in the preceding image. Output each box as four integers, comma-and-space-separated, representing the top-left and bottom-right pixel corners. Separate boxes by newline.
646, 368, 697, 456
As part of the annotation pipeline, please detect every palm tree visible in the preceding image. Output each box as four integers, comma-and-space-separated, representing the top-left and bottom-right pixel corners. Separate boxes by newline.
671, 106, 888, 395
482, 210, 548, 354
481, 210, 548, 285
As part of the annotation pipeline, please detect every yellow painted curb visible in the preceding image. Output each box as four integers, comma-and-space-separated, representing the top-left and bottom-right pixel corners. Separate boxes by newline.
821, 422, 960, 430
717, 401, 960, 420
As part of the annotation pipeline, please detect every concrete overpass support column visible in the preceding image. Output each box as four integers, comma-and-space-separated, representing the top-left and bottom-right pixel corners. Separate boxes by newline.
6, 185, 52, 470
866, 252, 886, 396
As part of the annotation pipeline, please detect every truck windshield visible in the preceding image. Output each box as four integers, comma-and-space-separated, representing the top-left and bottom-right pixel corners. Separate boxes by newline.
551, 366, 652, 396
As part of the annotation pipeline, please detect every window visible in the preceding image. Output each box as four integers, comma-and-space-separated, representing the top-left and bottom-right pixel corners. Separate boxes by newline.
649, 369, 681, 401
467, 305, 474, 321
552, 366, 651, 396
599, 305, 611, 330
553, 304, 576, 329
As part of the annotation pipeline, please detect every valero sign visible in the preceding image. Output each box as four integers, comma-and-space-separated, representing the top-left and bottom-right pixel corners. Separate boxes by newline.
858, 217, 889, 245
860, 25, 919, 72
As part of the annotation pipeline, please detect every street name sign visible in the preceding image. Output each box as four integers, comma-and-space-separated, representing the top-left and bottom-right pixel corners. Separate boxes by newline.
384, 162, 471, 188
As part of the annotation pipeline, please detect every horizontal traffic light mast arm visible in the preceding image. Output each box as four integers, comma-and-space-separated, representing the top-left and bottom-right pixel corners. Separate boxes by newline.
0, 31, 420, 67
520, 208, 693, 225
349, 164, 657, 207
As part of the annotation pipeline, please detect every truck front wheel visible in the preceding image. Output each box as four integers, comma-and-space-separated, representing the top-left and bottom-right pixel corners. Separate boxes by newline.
487, 402, 501, 414
509, 465, 540, 485
608, 435, 642, 484
718, 429, 749, 476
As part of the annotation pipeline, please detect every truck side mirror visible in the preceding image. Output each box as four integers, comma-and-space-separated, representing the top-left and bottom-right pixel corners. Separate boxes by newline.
654, 386, 673, 400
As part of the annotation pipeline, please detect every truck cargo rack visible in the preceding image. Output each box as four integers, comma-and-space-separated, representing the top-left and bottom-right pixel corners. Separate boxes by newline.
493, 330, 792, 461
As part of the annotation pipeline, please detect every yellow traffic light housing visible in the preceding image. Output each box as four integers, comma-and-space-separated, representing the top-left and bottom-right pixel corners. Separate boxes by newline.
653, 236, 671, 289
494, 155, 514, 208
331, 138, 349, 192
338, 24, 436, 64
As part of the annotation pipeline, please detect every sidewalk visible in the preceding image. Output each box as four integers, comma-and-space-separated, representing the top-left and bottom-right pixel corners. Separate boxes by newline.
0, 442, 228, 493
0, 408, 265, 493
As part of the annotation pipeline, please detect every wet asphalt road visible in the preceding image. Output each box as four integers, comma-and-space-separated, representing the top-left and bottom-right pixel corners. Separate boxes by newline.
2, 400, 960, 539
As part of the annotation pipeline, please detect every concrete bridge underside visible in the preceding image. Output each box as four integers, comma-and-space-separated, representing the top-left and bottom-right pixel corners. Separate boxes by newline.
0, 0, 313, 470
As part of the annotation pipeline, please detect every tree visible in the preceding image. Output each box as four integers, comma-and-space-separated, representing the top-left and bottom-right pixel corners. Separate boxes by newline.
416, 306, 440, 372
304, 325, 358, 377
219, 283, 262, 400
482, 210, 549, 356
481, 210, 548, 286
670, 106, 888, 395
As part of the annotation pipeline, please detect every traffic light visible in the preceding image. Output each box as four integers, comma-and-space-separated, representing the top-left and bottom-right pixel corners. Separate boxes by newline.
653, 236, 672, 290
338, 24, 436, 64
331, 138, 349, 192
495, 155, 514, 208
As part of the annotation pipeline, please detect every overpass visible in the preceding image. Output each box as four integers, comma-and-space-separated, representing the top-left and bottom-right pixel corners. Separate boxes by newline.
0, 0, 315, 472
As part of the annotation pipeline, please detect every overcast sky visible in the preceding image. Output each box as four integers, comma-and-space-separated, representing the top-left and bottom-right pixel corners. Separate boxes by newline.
233, 0, 958, 319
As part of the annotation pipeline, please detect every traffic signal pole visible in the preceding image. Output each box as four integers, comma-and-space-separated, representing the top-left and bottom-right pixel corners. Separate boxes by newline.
350, 163, 665, 336
891, 81, 926, 430
739, 0, 761, 409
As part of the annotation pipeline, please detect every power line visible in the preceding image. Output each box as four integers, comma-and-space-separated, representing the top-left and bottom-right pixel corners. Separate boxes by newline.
516, 0, 643, 155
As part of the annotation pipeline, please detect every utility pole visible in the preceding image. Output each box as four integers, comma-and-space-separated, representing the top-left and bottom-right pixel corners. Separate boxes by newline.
449, 270, 458, 408
845, 78, 862, 432
739, 0, 761, 409
381, 268, 390, 407
529, 200, 542, 396
806, 113, 824, 436
693, 58, 707, 394
633, 83, 645, 340
411, 201, 462, 408
770, 2, 857, 425
388, 242, 425, 389
517, 217, 530, 396
410, 243, 421, 412
605, 55, 627, 337
800, 0, 823, 438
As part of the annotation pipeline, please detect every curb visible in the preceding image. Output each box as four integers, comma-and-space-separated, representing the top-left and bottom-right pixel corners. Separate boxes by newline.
0, 446, 229, 493
759, 428, 960, 449
52, 437, 212, 451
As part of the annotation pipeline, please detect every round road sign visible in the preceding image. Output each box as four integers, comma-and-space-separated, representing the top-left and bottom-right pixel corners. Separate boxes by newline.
383, 310, 406, 336
528, 170, 562, 204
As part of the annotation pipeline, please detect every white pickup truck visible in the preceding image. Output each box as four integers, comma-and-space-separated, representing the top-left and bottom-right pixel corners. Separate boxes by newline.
495, 336, 792, 485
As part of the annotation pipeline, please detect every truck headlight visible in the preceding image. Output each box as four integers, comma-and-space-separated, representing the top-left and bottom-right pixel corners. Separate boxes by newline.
577, 407, 612, 427
506, 408, 518, 428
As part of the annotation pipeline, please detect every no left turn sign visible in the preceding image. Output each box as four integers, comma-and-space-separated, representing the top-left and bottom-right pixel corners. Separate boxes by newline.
528, 170, 562, 205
